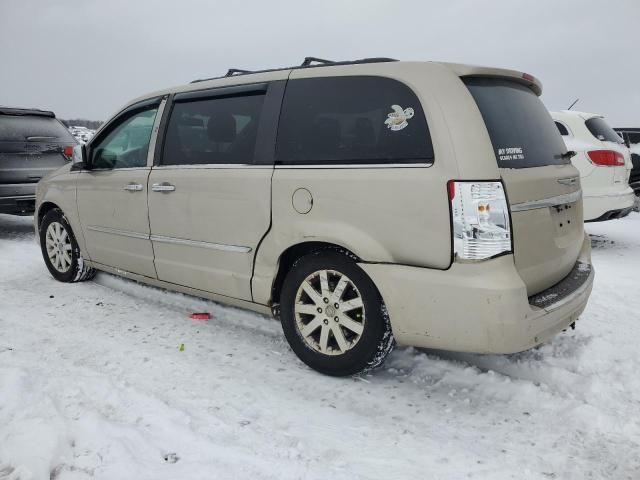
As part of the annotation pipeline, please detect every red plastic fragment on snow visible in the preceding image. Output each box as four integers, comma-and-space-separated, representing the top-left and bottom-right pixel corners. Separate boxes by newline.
190, 312, 210, 320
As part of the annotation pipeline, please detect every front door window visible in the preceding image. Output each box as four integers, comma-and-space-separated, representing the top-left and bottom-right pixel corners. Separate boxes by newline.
91, 108, 158, 169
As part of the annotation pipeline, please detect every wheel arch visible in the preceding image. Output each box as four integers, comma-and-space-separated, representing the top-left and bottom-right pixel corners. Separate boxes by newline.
37, 201, 61, 228
269, 241, 360, 307
36, 199, 89, 260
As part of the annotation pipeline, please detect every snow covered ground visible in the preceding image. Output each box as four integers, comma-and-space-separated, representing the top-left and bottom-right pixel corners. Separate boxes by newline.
0, 213, 639, 480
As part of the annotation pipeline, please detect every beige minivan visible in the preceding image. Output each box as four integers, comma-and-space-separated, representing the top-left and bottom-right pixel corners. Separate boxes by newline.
36, 57, 594, 376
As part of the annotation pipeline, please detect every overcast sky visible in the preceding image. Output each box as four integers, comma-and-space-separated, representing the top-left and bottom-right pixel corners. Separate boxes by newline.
1, 0, 638, 125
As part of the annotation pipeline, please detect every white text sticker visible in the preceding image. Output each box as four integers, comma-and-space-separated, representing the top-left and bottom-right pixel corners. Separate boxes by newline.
498, 147, 525, 162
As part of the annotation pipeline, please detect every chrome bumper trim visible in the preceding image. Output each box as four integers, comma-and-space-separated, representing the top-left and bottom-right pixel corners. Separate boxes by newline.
511, 189, 582, 212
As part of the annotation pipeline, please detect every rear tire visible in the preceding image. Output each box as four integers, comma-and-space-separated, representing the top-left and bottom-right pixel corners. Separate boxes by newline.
39, 208, 95, 283
280, 250, 394, 376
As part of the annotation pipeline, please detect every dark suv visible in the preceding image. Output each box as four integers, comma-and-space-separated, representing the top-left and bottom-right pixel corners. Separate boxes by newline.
614, 128, 640, 195
0, 107, 76, 215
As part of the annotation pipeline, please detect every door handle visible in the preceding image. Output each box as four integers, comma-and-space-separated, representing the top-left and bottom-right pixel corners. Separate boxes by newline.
124, 183, 143, 192
151, 182, 176, 193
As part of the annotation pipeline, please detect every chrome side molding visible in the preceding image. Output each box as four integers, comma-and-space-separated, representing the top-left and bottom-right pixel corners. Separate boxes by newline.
86, 226, 251, 253
510, 189, 582, 212
150, 235, 251, 253
274, 162, 434, 169
86, 225, 149, 240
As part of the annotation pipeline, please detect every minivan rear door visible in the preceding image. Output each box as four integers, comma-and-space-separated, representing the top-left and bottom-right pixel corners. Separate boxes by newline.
147, 81, 284, 302
464, 78, 584, 296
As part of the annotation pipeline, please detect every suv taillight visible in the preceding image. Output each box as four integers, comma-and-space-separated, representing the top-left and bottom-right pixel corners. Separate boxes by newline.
448, 181, 512, 261
587, 150, 625, 166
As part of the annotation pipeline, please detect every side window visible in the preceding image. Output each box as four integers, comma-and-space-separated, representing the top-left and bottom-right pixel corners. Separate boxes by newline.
162, 93, 265, 166
91, 107, 158, 169
555, 121, 569, 136
276, 76, 434, 165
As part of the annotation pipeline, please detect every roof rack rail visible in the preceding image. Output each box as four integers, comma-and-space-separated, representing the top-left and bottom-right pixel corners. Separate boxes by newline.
301, 56, 334, 67
190, 57, 398, 84
225, 68, 252, 77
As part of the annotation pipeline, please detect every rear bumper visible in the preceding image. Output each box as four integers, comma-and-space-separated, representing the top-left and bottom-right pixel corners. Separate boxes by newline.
585, 207, 633, 223
0, 194, 36, 215
359, 233, 593, 354
0, 183, 37, 215
583, 186, 635, 221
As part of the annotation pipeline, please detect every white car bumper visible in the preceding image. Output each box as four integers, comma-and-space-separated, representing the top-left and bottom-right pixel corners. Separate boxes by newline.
583, 186, 635, 222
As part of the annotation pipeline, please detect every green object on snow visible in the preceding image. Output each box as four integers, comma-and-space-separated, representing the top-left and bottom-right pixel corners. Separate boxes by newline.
179, 343, 185, 352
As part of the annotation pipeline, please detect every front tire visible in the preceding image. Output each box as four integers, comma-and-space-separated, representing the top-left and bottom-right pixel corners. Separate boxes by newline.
39, 208, 95, 283
280, 250, 394, 376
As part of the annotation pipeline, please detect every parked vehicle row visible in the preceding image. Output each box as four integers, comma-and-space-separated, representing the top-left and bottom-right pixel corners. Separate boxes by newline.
33, 58, 595, 375
0, 107, 76, 215
552, 111, 635, 221
68, 125, 95, 144
614, 127, 640, 195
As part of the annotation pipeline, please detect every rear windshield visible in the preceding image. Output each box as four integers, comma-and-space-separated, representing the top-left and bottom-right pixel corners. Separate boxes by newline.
585, 117, 624, 144
464, 77, 569, 168
0, 115, 75, 142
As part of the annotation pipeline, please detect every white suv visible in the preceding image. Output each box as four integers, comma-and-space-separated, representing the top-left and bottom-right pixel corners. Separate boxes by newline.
35, 58, 594, 376
552, 110, 635, 221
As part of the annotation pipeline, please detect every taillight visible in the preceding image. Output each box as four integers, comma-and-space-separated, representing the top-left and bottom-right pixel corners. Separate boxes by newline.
62, 146, 74, 158
448, 181, 512, 261
587, 150, 625, 167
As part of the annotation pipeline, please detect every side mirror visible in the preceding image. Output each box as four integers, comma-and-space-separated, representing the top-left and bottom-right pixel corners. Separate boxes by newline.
70, 144, 89, 171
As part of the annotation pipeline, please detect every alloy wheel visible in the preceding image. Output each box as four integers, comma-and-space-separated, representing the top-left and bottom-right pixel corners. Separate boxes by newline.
45, 221, 72, 273
294, 269, 366, 356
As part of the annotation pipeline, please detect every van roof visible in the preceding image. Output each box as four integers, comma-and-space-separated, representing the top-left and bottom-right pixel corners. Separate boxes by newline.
122, 58, 543, 112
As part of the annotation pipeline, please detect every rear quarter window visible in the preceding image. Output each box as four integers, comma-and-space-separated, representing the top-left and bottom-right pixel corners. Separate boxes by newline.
0, 115, 75, 142
276, 76, 434, 165
555, 121, 569, 136
464, 78, 569, 169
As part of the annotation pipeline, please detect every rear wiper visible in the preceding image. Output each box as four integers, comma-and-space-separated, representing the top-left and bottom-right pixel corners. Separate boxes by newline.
561, 150, 577, 160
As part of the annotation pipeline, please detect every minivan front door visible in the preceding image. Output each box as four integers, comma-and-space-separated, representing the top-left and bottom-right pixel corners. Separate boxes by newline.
147, 82, 283, 301
77, 100, 163, 278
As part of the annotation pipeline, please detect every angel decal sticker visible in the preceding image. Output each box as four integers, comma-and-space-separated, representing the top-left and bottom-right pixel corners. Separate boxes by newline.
384, 104, 415, 131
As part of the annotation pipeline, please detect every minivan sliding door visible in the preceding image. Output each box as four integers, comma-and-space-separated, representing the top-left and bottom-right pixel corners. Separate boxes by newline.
147, 81, 285, 301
